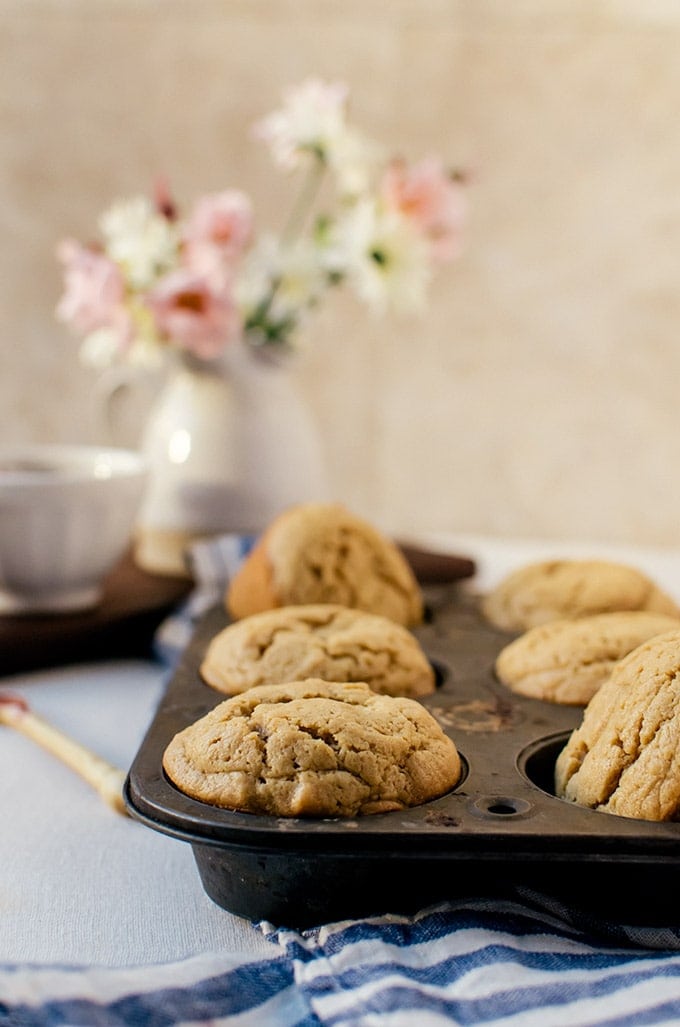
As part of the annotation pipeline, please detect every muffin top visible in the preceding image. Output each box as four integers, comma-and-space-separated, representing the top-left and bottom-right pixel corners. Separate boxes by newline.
226, 502, 423, 626
482, 558, 680, 632
163, 678, 460, 818
495, 610, 680, 705
201, 603, 436, 698
554, 628, 680, 820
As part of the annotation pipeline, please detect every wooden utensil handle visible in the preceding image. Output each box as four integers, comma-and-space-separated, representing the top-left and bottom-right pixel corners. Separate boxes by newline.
397, 543, 476, 584
0, 695, 128, 815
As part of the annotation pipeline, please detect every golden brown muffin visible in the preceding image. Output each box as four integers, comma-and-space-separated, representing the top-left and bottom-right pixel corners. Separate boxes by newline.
554, 628, 680, 820
482, 558, 679, 632
163, 678, 460, 817
226, 503, 423, 626
201, 604, 435, 698
495, 610, 680, 705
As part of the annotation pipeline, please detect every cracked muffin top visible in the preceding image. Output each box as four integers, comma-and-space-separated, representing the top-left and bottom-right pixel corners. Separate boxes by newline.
162, 678, 460, 817
482, 558, 680, 632
495, 610, 680, 706
200, 603, 436, 698
554, 628, 680, 820
225, 502, 423, 627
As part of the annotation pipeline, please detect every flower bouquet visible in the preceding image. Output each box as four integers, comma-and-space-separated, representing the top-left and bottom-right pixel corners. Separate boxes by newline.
55, 79, 467, 576
56, 78, 466, 367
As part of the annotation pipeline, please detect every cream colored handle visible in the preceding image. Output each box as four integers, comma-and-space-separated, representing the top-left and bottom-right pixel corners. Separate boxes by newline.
0, 695, 129, 816
92, 365, 162, 448
92, 365, 139, 446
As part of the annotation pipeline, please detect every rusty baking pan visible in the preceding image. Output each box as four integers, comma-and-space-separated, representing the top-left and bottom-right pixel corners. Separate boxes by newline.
124, 586, 680, 927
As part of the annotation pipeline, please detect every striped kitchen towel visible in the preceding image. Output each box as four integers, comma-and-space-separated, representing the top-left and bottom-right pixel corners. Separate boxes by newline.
4, 898, 680, 1026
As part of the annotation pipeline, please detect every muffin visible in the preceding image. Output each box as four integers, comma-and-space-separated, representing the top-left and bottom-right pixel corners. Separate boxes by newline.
482, 558, 679, 632
163, 678, 461, 817
495, 610, 680, 705
201, 603, 436, 698
226, 502, 423, 626
554, 629, 680, 820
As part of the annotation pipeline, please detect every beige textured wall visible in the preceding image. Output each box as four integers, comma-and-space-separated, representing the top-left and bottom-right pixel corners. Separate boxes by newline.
3, 0, 680, 546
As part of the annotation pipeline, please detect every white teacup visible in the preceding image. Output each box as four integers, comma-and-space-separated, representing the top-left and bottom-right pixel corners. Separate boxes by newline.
0, 443, 148, 614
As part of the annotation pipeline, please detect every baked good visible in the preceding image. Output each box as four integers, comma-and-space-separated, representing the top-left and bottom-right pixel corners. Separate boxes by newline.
200, 603, 436, 698
495, 610, 680, 705
226, 502, 423, 626
554, 628, 680, 820
482, 559, 680, 632
163, 678, 460, 817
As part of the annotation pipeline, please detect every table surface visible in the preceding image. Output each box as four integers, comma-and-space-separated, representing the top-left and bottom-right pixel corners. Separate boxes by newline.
5, 531, 680, 969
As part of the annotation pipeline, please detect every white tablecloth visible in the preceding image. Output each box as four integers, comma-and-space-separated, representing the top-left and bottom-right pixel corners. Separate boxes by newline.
0, 660, 278, 967
4, 532, 680, 970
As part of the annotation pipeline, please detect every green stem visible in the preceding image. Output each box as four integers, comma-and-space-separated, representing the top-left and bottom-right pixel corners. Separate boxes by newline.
281, 152, 327, 245
246, 154, 328, 345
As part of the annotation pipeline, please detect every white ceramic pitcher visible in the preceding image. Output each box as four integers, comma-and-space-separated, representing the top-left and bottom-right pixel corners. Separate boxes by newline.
100, 342, 331, 577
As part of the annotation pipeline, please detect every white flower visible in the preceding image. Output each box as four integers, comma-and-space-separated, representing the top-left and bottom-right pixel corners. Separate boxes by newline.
329, 199, 432, 315
327, 127, 382, 197
237, 233, 329, 342
254, 78, 349, 167
79, 327, 123, 369
234, 234, 279, 311
99, 196, 179, 289
275, 239, 328, 312
255, 78, 380, 198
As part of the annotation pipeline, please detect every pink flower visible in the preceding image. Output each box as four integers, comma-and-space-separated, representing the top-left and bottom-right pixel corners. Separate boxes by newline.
145, 268, 242, 360
154, 175, 178, 221
380, 157, 466, 262
55, 239, 127, 334
183, 190, 253, 278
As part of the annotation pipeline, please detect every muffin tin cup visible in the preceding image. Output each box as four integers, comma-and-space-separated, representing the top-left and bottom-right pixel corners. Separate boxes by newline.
124, 587, 680, 928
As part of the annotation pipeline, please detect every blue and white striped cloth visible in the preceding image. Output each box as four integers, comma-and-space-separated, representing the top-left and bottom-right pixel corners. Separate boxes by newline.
4, 898, 680, 1026
153, 532, 258, 667
6, 535, 680, 1025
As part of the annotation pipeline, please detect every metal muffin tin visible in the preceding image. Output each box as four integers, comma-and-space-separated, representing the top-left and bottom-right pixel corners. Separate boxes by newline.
125, 585, 680, 927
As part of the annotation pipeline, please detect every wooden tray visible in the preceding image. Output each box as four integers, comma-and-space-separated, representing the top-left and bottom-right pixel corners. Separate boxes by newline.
0, 550, 192, 677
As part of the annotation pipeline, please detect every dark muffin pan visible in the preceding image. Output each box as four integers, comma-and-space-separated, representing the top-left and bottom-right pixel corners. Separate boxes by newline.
125, 586, 680, 927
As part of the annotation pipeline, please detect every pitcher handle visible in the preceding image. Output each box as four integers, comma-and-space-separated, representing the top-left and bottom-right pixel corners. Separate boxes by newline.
91, 366, 137, 446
